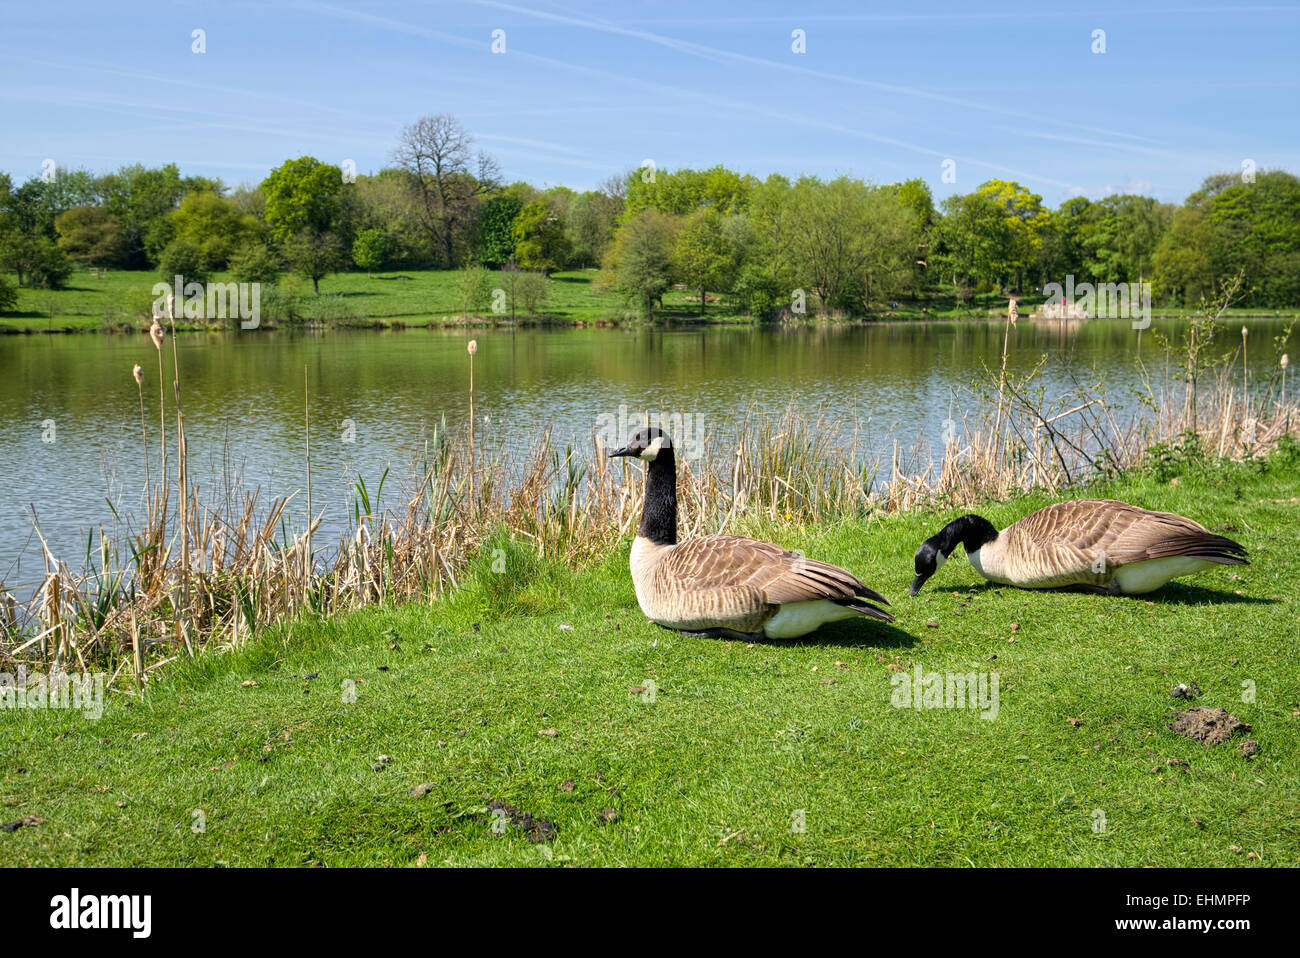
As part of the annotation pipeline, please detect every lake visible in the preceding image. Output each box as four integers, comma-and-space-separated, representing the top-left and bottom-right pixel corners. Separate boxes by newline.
1, 317, 1293, 596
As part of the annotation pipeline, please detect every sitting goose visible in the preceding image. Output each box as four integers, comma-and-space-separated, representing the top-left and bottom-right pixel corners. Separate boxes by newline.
909, 499, 1248, 596
609, 426, 892, 639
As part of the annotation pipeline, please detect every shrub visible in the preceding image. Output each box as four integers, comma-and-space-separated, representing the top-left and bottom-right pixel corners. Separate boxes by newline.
352, 229, 392, 275
304, 293, 364, 326
229, 242, 282, 285
456, 267, 493, 316
516, 271, 549, 315
157, 238, 209, 286
261, 276, 305, 325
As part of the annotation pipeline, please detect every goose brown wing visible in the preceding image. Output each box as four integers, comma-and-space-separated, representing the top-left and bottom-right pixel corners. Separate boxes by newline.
662, 535, 891, 606
1006, 499, 1248, 570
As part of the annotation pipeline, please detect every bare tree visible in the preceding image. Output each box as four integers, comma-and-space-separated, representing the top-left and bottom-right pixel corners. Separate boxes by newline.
392, 114, 500, 267
600, 171, 631, 202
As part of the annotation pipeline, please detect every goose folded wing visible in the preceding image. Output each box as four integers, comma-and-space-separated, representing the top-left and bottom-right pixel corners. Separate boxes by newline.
664, 535, 890, 605
1011, 500, 1247, 567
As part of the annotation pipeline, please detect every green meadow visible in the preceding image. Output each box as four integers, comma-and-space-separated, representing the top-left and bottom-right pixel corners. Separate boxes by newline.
9, 267, 1289, 335
0, 268, 745, 333
2, 451, 1296, 867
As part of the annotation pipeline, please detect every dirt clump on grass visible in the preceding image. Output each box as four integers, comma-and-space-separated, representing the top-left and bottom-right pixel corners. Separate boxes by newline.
1167, 706, 1250, 746
487, 800, 557, 843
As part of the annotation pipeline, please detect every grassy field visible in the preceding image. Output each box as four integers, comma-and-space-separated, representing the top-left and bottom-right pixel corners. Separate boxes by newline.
2, 452, 1296, 867
6, 269, 1294, 334
0, 268, 750, 332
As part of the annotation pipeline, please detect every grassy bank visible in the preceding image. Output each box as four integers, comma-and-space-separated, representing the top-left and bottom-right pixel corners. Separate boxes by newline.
1, 455, 1296, 866
6, 268, 1294, 334
0, 268, 751, 332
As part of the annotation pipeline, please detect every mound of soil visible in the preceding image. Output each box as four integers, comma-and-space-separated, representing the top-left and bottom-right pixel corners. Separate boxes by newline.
487, 799, 557, 843
1168, 706, 1250, 746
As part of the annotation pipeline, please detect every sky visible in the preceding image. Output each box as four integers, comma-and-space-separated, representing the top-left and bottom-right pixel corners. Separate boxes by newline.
1, 0, 1297, 206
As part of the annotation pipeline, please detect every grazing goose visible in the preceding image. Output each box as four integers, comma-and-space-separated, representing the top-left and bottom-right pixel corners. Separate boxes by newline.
609, 426, 893, 639
909, 499, 1248, 596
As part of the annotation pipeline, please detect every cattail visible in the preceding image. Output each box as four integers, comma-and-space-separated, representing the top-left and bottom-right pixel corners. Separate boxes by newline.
133, 365, 150, 495
467, 340, 477, 516
1242, 326, 1250, 421
166, 292, 176, 322
149, 319, 165, 350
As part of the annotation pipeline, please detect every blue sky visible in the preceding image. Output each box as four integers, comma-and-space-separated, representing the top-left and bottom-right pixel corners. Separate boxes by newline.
2, 1, 1297, 206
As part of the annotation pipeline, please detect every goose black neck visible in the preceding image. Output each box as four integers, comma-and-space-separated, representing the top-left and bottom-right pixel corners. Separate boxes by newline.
639, 453, 678, 546
938, 514, 999, 556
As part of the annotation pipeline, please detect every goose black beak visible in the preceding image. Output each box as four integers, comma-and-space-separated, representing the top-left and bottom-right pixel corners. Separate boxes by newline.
908, 575, 928, 597
609, 445, 632, 458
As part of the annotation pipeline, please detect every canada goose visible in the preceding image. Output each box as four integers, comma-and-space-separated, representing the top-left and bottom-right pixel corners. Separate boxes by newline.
609, 426, 893, 639
909, 499, 1248, 596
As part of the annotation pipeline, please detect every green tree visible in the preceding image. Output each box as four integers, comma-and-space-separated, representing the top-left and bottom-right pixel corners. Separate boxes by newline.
511, 199, 572, 273
352, 228, 392, 275
97, 163, 201, 267
54, 206, 128, 267
603, 210, 680, 319
0, 273, 18, 314
170, 190, 263, 270
229, 242, 283, 286
935, 191, 1013, 301
283, 230, 347, 294
1, 235, 73, 289
1082, 194, 1174, 284
566, 188, 622, 267
474, 195, 521, 268
895, 177, 937, 296
623, 165, 755, 220
1153, 207, 1212, 305
971, 180, 1051, 292
157, 238, 209, 286
1206, 170, 1300, 306
672, 207, 734, 314
735, 175, 797, 318
262, 157, 344, 242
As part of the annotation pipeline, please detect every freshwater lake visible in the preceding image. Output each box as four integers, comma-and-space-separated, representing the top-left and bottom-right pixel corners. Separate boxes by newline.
1, 317, 1293, 596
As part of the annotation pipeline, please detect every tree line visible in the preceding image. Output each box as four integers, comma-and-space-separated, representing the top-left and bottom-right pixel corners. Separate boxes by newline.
1, 112, 1297, 318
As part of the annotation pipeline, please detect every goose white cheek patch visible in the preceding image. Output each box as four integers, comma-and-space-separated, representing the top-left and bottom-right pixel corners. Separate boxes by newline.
639, 436, 667, 461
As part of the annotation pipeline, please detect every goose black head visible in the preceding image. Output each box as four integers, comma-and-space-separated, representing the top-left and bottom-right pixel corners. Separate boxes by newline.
609, 426, 675, 464
909, 514, 998, 596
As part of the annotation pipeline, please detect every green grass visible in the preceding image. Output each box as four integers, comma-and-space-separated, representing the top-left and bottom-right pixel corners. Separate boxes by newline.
9, 269, 1291, 334
2, 457, 1298, 866
0, 268, 751, 333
